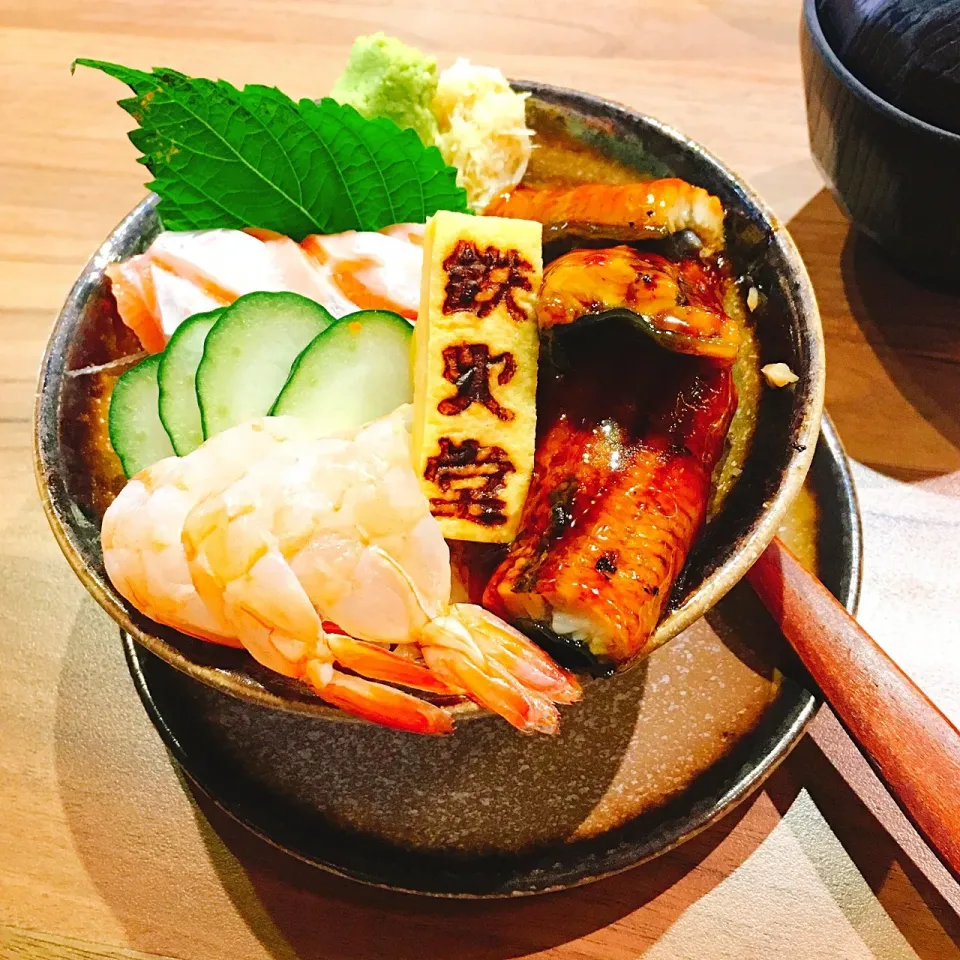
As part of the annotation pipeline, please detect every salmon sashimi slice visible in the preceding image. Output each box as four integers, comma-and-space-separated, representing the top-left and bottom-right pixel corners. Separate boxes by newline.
106, 225, 425, 352
104, 258, 166, 354
300, 226, 424, 320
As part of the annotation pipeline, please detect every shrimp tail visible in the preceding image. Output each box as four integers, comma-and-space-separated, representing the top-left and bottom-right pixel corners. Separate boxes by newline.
450, 604, 581, 703
419, 605, 581, 734
421, 642, 561, 735
325, 632, 463, 696
304, 662, 454, 735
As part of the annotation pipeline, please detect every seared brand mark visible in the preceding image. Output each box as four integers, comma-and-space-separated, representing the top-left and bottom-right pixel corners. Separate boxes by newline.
424, 437, 516, 526
595, 551, 618, 578
548, 479, 577, 537
442, 240, 534, 322
513, 477, 579, 594
438, 343, 516, 421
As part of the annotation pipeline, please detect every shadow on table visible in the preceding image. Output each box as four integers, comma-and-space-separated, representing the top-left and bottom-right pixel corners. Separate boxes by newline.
787, 190, 960, 482
52, 596, 770, 959
184, 781, 762, 960
188, 730, 960, 960
841, 234, 960, 467
51, 541, 959, 958
767, 728, 960, 960
53, 594, 960, 959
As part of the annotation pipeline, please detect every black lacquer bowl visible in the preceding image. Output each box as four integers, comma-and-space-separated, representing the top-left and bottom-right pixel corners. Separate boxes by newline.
36, 83, 824, 721
802, 0, 960, 283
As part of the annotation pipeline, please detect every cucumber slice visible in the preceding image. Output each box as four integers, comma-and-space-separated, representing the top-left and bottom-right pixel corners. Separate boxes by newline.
196, 292, 334, 438
157, 309, 222, 455
108, 354, 175, 478
271, 310, 413, 434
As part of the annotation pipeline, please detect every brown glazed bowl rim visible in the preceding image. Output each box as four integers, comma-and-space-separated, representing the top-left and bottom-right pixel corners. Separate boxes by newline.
803, 0, 960, 145
35, 82, 824, 723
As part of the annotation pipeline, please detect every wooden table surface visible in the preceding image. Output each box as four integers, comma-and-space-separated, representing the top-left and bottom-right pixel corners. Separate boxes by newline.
3, 1, 960, 957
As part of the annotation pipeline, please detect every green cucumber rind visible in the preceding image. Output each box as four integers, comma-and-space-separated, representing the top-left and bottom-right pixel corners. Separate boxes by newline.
196, 291, 335, 439
108, 353, 175, 478
269, 309, 413, 431
157, 308, 222, 456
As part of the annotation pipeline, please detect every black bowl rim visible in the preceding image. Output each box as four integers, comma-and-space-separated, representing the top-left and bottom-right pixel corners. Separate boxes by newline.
35, 82, 825, 722
803, 0, 960, 145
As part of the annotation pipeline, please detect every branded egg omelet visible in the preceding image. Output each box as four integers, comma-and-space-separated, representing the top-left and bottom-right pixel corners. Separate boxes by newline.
412, 210, 542, 542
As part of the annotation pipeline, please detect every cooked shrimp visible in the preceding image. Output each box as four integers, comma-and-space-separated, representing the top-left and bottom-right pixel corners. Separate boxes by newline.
537, 247, 739, 361
108, 225, 424, 353
179, 406, 579, 734
102, 417, 319, 644
104, 406, 579, 734
486, 180, 725, 255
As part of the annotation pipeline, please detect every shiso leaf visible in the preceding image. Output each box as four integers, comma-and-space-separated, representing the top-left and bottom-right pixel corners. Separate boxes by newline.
73, 59, 469, 238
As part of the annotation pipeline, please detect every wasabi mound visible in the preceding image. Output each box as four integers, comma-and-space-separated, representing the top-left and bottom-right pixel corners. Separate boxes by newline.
331, 33, 439, 146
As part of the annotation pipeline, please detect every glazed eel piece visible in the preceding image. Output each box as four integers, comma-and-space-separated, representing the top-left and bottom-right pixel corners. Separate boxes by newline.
536, 246, 739, 361
486, 180, 726, 256
483, 249, 739, 671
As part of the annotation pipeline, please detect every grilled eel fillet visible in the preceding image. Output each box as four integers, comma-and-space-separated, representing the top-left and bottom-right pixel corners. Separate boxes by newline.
484, 356, 735, 667
486, 180, 725, 256
483, 251, 739, 668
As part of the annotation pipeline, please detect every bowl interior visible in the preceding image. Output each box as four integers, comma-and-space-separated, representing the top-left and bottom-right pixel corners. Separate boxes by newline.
35, 83, 824, 718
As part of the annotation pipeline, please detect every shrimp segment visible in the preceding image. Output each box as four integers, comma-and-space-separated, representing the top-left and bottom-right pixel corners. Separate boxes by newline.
101, 417, 320, 644
537, 247, 739, 361
486, 180, 725, 255
179, 408, 579, 733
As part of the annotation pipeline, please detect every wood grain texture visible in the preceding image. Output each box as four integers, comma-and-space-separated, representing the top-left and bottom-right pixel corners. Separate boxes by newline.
0, 925, 175, 960
749, 538, 960, 877
2, 0, 960, 958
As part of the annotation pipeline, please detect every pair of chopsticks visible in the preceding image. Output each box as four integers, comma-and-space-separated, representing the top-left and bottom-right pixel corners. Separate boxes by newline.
749, 538, 960, 877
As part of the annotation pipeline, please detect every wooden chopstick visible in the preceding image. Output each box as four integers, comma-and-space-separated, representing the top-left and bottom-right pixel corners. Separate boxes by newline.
747, 536, 960, 878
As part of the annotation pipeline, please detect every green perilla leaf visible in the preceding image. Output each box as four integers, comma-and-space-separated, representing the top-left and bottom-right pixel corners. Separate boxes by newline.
74, 59, 468, 238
